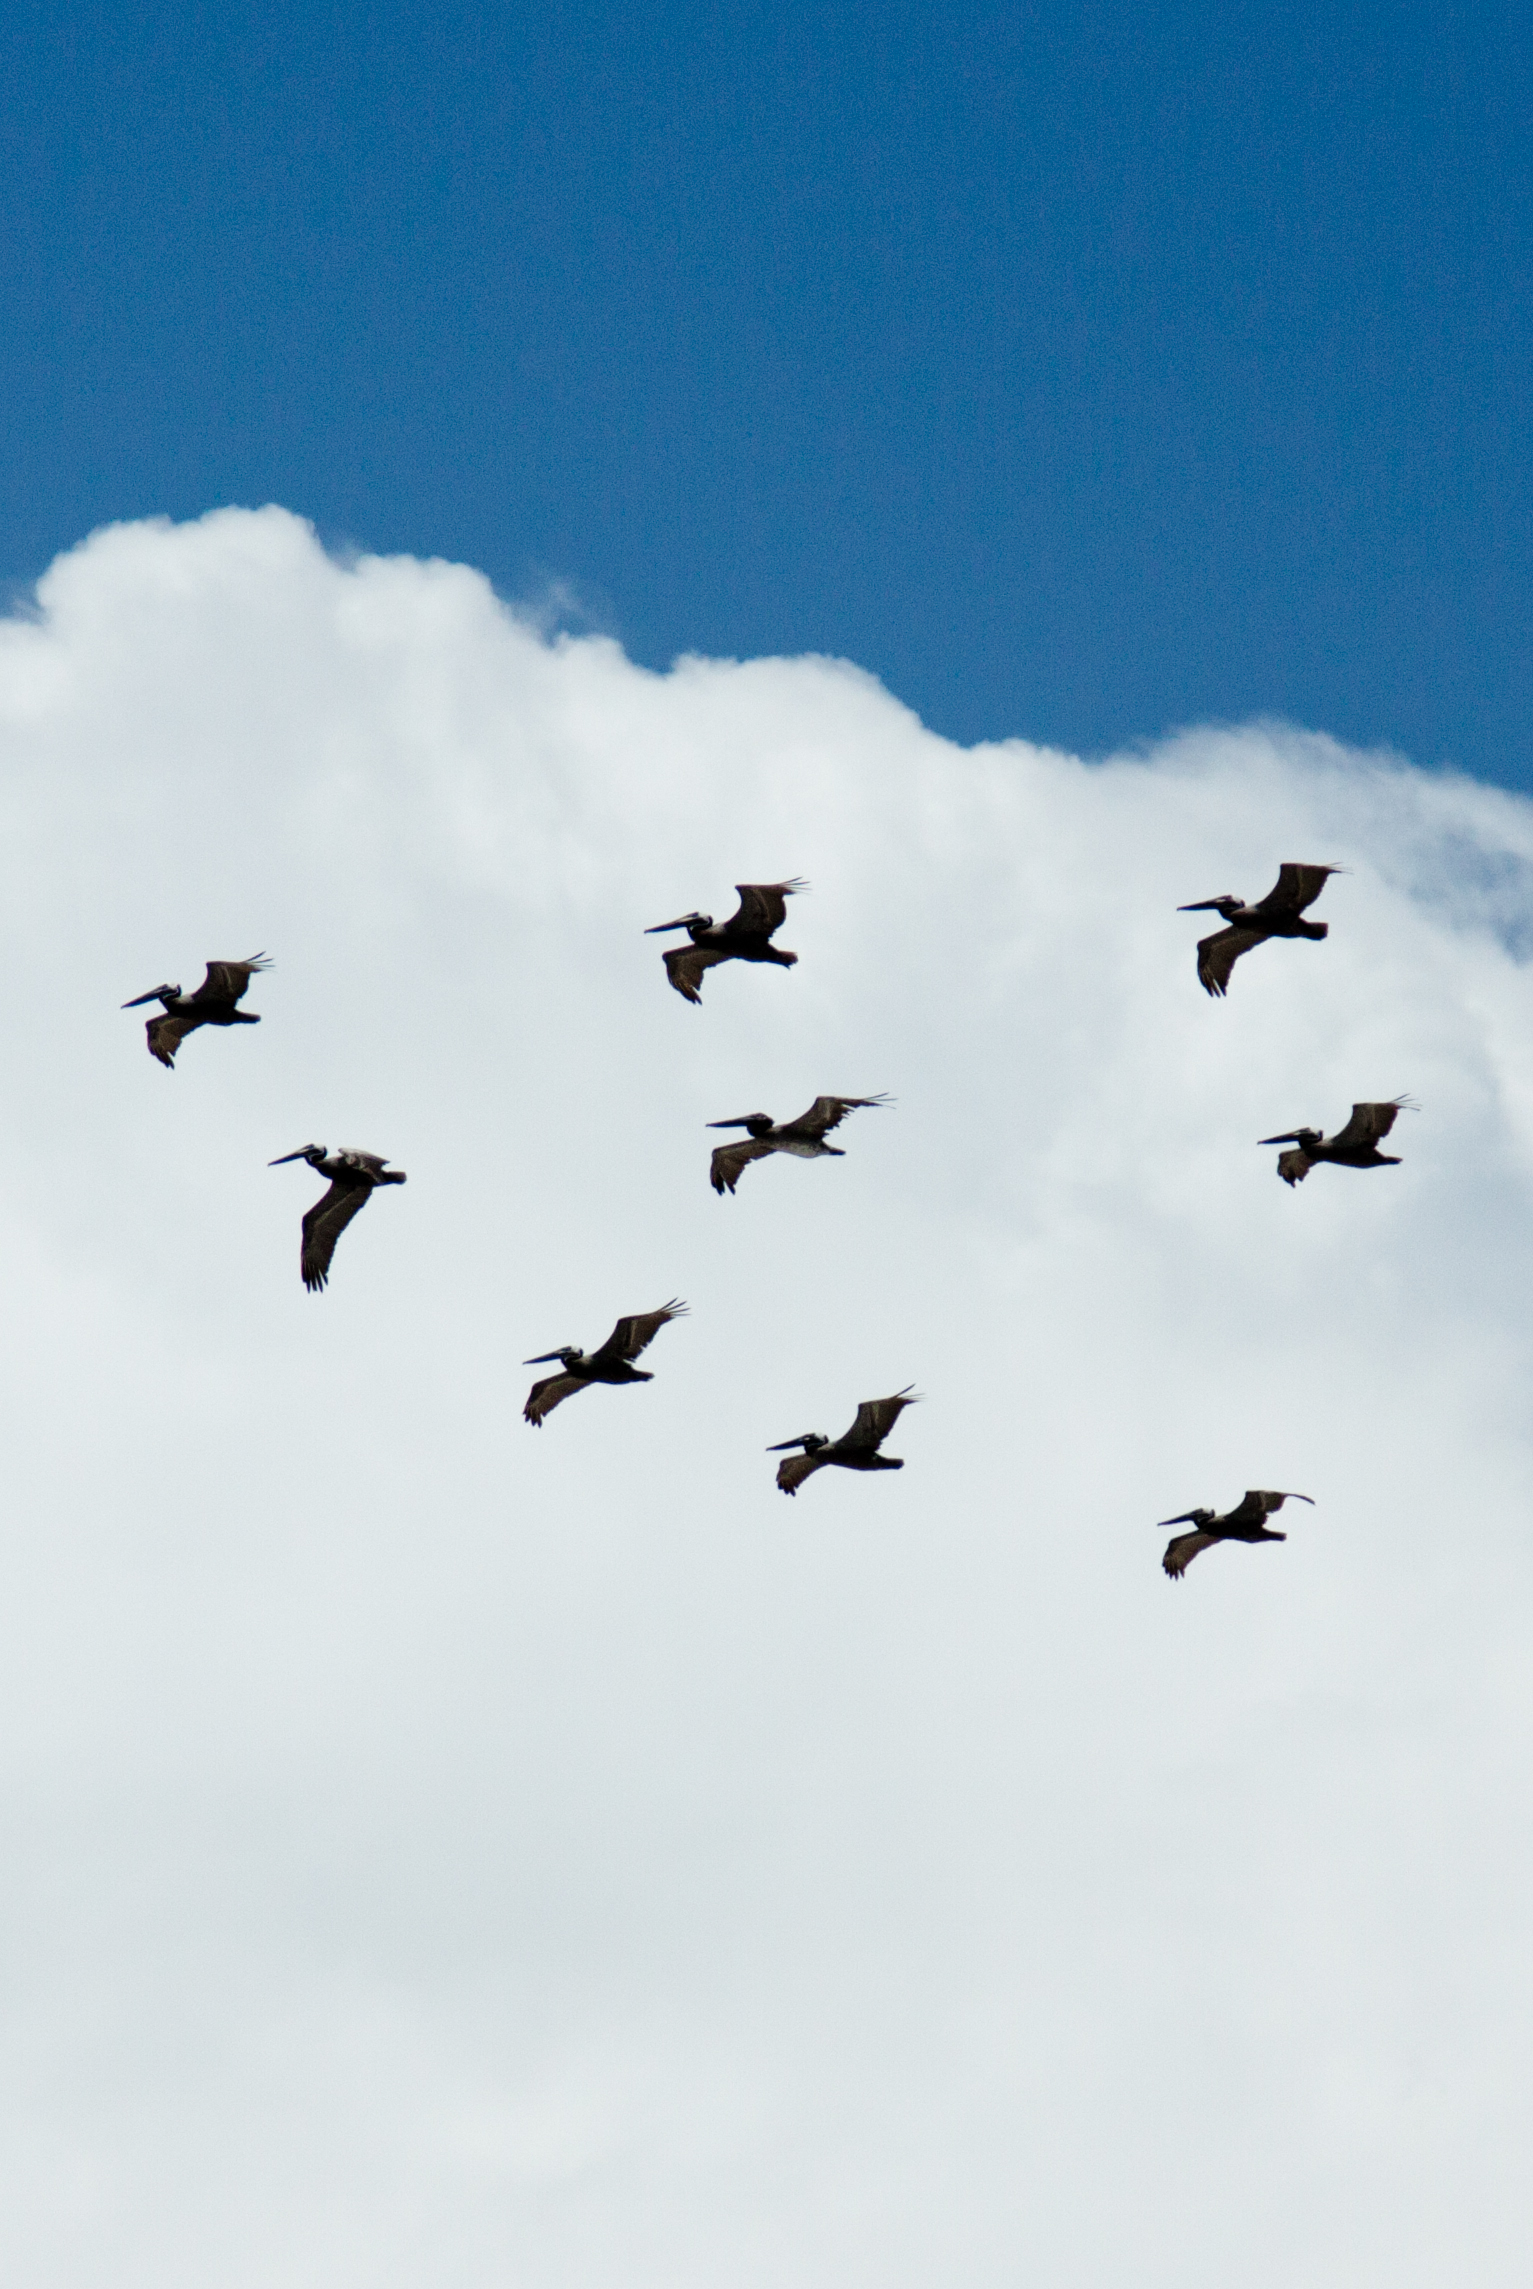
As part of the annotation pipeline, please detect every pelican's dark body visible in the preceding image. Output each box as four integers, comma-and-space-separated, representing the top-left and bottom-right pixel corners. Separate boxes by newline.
708, 1095, 888, 1194
523, 1302, 688, 1426
646, 881, 804, 1004
1260, 1098, 1413, 1186
124, 955, 271, 1067
770, 1389, 919, 1495
269, 1145, 407, 1292
1179, 865, 1340, 997
1159, 1489, 1313, 1578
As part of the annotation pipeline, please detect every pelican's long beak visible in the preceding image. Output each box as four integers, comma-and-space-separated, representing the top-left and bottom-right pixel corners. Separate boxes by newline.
524, 1352, 567, 1365
1284, 1494, 1316, 1506
766, 1435, 816, 1451
1157, 1511, 1202, 1527
707, 1117, 756, 1129
644, 915, 694, 935
1176, 899, 1226, 912
268, 1148, 311, 1165
121, 986, 170, 1007
1257, 1131, 1305, 1145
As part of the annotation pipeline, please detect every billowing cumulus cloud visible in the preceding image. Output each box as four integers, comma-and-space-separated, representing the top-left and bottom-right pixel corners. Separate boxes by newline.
1, 506, 1532, 2286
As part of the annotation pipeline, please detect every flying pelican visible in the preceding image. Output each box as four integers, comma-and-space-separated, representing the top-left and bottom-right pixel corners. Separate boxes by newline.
1178, 865, 1341, 996
1159, 1489, 1313, 1578
523, 1301, 688, 1426
769, 1388, 919, 1494
645, 881, 804, 1004
123, 955, 271, 1067
1260, 1097, 1415, 1186
268, 1146, 407, 1292
707, 1095, 890, 1194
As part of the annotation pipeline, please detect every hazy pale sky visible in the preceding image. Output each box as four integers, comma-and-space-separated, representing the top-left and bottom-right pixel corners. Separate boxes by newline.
2, 508, 1532, 2285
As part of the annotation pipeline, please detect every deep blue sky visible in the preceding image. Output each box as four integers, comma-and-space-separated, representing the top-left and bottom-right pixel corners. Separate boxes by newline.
4, 0, 1529, 779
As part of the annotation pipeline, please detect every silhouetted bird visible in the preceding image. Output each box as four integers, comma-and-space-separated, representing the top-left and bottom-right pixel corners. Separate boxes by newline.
645, 881, 804, 1004
523, 1302, 688, 1426
708, 1095, 889, 1194
1159, 1489, 1313, 1578
268, 1145, 407, 1293
1260, 1098, 1414, 1186
1179, 865, 1341, 996
123, 955, 271, 1067
769, 1389, 919, 1494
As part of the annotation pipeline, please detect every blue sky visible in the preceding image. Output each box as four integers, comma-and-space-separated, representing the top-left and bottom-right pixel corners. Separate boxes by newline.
4, 0, 1528, 776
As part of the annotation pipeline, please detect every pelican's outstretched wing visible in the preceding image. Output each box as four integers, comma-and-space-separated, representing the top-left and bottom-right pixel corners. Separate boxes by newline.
842, 1388, 919, 1450
776, 1449, 828, 1495
1218, 1489, 1311, 1531
144, 1010, 201, 1068
728, 880, 804, 938
1243, 1489, 1312, 1519
710, 1140, 775, 1195
524, 1373, 588, 1427
791, 1094, 890, 1138
594, 1300, 688, 1362
1276, 1148, 1313, 1187
1328, 1098, 1411, 1151
1163, 1530, 1217, 1578
663, 944, 730, 1004
299, 1178, 372, 1292
1197, 926, 1264, 997
191, 954, 270, 1006
1260, 864, 1339, 916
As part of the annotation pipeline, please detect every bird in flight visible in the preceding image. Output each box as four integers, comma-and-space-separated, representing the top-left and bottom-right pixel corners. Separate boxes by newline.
1260, 1097, 1415, 1186
1158, 1489, 1313, 1578
123, 955, 271, 1067
268, 1145, 407, 1292
769, 1388, 919, 1494
1178, 865, 1341, 997
523, 1301, 688, 1426
645, 881, 804, 1004
707, 1095, 890, 1194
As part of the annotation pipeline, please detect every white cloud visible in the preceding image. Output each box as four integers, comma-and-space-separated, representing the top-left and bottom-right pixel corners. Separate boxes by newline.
1, 506, 1531, 2285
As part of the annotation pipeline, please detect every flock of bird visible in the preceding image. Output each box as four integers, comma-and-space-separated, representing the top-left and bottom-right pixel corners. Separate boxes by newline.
124, 859, 1400, 1573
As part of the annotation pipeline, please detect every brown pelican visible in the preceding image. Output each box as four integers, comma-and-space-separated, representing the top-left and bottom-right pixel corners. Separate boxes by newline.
1159, 1489, 1313, 1578
1178, 865, 1341, 996
523, 1301, 688, 1426
1260, 1097, 1415, 1186
123, 955, 271, 1067
769, 1388, 919, 1494
708, 1095, 890, 1195
268, 1146, 407, 1292
645, 881, 804, 1004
